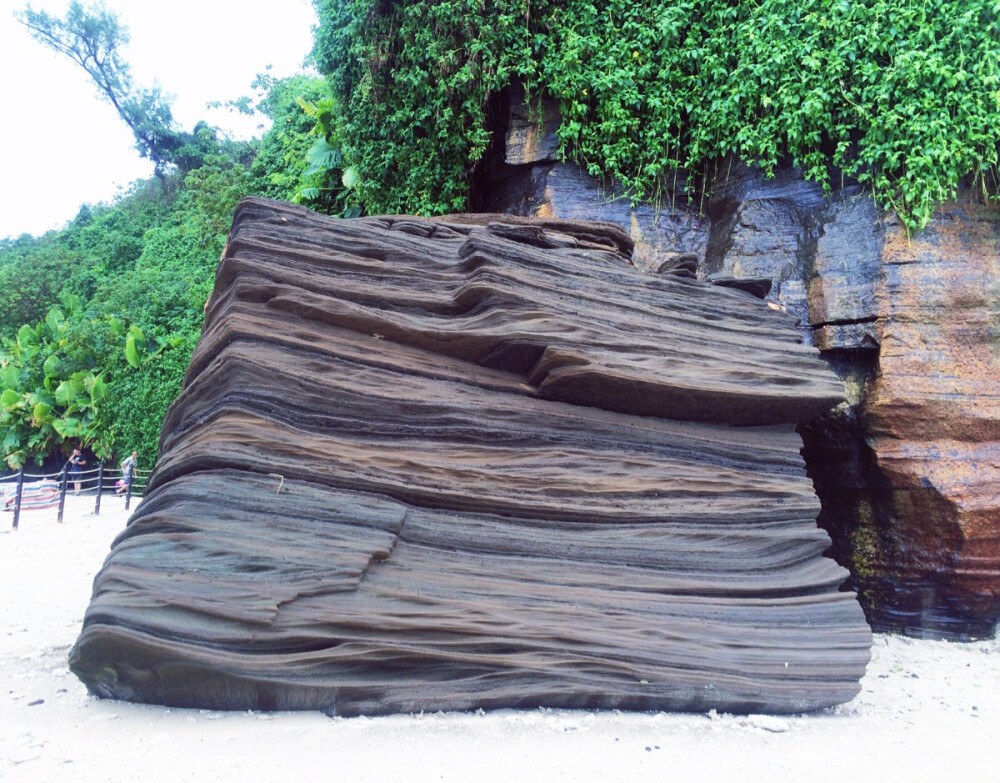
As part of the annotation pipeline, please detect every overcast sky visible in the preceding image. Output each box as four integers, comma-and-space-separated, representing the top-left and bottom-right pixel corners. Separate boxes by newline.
0, 0, 318, 239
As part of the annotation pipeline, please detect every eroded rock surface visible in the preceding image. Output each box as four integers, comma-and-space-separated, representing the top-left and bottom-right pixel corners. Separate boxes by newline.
70, 198, 869, 715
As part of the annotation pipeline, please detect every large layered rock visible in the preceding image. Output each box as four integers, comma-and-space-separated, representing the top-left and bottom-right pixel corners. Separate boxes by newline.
478, 91, 1000, 637
69, 198, 869, 715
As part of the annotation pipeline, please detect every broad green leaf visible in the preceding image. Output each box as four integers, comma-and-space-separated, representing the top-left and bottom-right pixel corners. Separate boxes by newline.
69, 372, 88, 395
54, 380, 73, 406
1, 389, 22, 407
91, 373, 108, 403
125, 335, 139, 368
45, 307, 65, 333
296, 96, 318, 117
43, 353, 60, 378
61, 293, 81, 315
306, 138, 342, 170
2, 429, 19, 452
17, 324, 36, 348
62, 416, 82, 437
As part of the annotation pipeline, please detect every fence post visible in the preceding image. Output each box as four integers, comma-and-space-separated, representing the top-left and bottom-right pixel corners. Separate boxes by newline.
12, 467, 25, 531
57, 468, 68, 524
95, 463, 104, 516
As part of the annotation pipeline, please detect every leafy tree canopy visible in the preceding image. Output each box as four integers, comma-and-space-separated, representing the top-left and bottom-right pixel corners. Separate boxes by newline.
16, 1, 244, 175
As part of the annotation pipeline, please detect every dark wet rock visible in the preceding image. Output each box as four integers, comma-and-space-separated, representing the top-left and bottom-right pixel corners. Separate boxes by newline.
69, 198, 869, 715
656, 252, 699, 278
710, 276, 773, 300
808, 189, 883, 351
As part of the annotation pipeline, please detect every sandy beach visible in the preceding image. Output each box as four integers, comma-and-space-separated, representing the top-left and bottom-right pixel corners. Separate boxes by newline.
2, 495, 997, 783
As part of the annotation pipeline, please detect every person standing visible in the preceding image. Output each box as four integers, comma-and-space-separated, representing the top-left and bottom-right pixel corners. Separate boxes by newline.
118, 451, 138, 496
67, 447, 86, 494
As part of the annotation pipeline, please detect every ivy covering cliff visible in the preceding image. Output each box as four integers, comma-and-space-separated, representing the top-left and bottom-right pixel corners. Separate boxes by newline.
313, 0, 1000, 231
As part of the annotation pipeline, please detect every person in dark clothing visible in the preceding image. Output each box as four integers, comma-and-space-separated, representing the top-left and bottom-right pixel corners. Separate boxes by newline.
67, 448, 86, 494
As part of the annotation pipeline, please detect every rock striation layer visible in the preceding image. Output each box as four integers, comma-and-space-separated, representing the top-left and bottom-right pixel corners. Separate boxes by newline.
70, 198, 870, 715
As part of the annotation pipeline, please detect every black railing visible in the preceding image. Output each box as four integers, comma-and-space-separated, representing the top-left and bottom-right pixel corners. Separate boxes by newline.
1, 463, 151, 530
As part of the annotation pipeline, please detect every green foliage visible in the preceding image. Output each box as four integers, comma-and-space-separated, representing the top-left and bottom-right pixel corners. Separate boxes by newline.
105, 330, 196, 468
180, 155, 252, 246
314, 0, 1000, 231
0, 296, 119, 467
293, 94, 361, 216
312, 0, 531, 215
245, 74, 331, 201
0, 154, 224, 468
239, 73, 361, 216
0, 236, 73, 335
0, 181, 172, 335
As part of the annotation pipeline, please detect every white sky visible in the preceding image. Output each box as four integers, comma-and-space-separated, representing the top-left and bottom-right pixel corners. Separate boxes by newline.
0, 0, 318, 239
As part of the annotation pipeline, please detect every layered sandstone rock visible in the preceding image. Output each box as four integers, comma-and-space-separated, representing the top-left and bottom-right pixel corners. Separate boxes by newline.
478, 94, 1000, 637
69, 198, 869, 715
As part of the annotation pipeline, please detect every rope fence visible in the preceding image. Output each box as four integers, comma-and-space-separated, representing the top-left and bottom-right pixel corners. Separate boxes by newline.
1, 463, 151, 530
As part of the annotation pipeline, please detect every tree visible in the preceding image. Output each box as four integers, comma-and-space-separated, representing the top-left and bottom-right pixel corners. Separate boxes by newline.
16, 1, 211, 175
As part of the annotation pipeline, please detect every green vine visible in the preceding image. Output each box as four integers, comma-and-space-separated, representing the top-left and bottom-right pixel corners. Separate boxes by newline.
313, 0, 1000, 232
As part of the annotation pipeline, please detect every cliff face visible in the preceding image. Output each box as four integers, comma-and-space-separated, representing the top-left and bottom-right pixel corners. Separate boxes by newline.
478, 94, 1000, 638
69, 199, 869, 715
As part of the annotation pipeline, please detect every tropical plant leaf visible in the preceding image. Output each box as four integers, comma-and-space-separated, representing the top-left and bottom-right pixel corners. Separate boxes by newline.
1, 388, 22, 408
53, 417, 81, 437
54, 380, 73, 406
32, 401, 53, 424
45, 307, 65, 334
43, 353, 60, 378
17, 324, 36, 348
69, 372, 88, 396
91, 373, 108, 404
342, 166, 359, 189
2, 429, 19, 453
125, 335, 140, 368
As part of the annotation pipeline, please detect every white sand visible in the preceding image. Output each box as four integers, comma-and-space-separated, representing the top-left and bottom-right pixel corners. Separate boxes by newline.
2, 495, 998, 783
